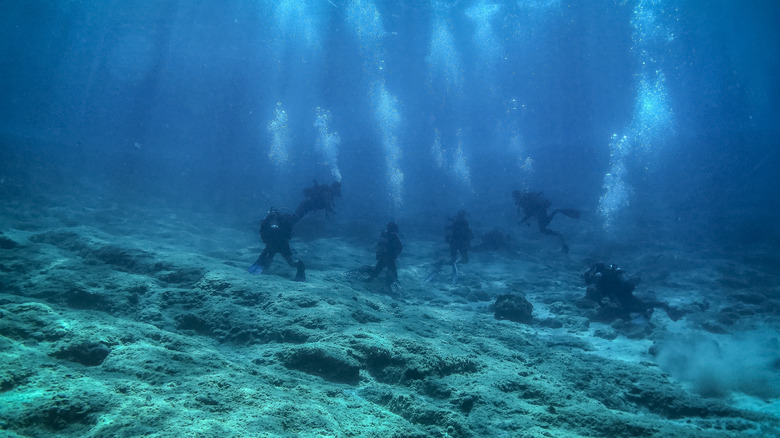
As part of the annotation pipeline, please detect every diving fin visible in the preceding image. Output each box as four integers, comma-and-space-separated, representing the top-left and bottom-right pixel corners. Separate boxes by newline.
451, 262, 460, 284
424, 260, 445, 284
294, 260, 306, 282
248, 263, 264, 275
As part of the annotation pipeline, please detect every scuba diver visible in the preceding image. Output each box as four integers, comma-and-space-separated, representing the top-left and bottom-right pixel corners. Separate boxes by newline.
347, 222, 403, 294
295, 179, 342, 220
583, 262, 684, 322
370, 222, 403, 285
444, 210, 473, 283
512, 190, 580, 253
446, 210, 473, 265
248, 207, 306, 282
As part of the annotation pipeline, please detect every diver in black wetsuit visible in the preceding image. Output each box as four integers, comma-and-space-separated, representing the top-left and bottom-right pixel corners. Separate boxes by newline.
583, 262, 684, 322
512, 190, 580, 253
345, 222, 403, 287
446, 210, 473, 265
248, 208, 305, 281
295, 180, 342, 220
368, 221, 403, 285
346, 222, 403, 293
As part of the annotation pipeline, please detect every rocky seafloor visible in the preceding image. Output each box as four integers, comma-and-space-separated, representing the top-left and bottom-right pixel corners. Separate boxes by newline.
1, 194, 778, 437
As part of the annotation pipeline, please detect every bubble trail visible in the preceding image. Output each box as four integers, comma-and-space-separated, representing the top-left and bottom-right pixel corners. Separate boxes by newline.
373, 80, 404, 210
599, 0, 675, 231
268, 102, 290, 166
426, 8, 463, 95
465, 0, 501, 71
314, 107, 342, 181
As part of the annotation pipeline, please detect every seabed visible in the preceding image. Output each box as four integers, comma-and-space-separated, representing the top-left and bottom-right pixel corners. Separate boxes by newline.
0, 190, 778, 438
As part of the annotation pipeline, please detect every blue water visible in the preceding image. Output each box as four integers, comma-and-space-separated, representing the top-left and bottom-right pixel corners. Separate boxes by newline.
1, 0, 778, 243
2, 3, 780, 436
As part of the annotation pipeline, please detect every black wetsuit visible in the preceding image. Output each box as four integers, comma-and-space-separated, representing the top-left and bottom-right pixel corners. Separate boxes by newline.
295, 180, 341, 220
446, 214, 473, 264
513, 190, 579, 253
370, 227, 402, 283
255, 211, 300, 271
584, 263, 682, 321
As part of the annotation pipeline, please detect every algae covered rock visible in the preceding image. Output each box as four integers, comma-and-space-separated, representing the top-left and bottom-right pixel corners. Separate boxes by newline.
492, 293, 534, 324
280, 343, 361, 384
